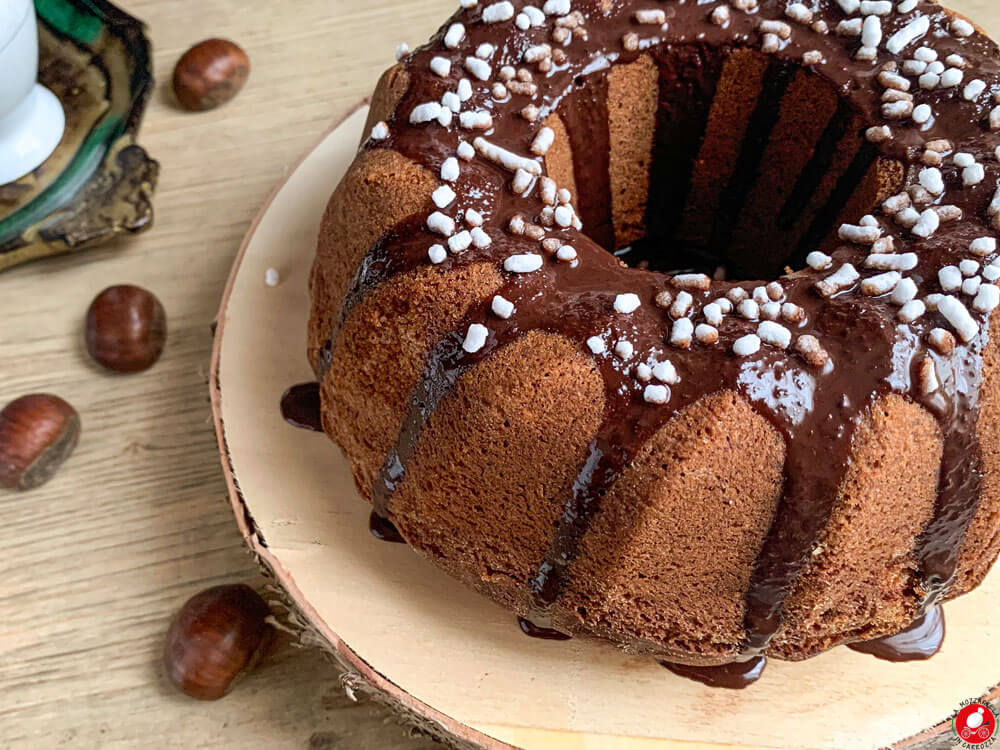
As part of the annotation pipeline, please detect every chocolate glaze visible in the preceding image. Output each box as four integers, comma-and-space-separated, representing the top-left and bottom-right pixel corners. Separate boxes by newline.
280, 382, 323, 432
369, 511, 407, 544
848, 605, 945, 662
518, 616, 573, 641
313, 0, 1000, 667
661, 656, 767, 690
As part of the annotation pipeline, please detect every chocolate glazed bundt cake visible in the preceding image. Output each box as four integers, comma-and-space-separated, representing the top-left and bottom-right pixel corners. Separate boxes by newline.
308, 0, 1000, 678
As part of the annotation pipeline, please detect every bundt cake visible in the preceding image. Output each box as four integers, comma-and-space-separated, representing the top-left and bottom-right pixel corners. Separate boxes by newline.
307, 0, 1000, 677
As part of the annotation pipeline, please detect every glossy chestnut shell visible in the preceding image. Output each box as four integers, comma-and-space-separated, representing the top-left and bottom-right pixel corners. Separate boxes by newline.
0, 394, 80, 490
163, 584, 273, 700
85, 285, 167, 373
172, 39, 251, 111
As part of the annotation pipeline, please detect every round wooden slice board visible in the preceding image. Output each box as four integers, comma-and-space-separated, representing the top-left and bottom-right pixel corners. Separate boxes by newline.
210, 104, 1000, 750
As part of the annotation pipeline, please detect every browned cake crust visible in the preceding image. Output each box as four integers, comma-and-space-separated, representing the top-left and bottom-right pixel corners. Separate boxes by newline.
309, 0, 1000, 667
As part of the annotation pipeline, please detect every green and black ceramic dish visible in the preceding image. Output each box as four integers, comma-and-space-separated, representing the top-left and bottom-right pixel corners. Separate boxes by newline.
0, 0, 158, 272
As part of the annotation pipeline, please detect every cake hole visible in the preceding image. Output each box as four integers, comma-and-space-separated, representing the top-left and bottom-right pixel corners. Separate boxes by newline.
564, 44, 887, 282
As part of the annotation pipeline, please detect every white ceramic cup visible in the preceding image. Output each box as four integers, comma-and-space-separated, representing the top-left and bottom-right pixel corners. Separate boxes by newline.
0, 0, 66, 185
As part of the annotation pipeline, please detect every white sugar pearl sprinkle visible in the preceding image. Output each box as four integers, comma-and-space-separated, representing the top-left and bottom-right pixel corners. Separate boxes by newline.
815, 263, 860, 297
428, 244, 447, 264
556, 245, 578, 262
733, 334, 762, 356
444, 23, 465, 49
703, 303, 724, 326
964, 79, 987, 101
504, 254, 543, 273
448, 231, 472, 253
432, 185, 456, 208
911, 209, 940, 239
806, 251, 833, 270
886, 16, 929, 54
543, 0, 571, 15
464, 57, 492, 81
938, 295, 979, 342
940, 68, 964, 88
442, 92, 461, 114
951, 18, 974, 38
427, 212, 455, 236
471, 227, 492, 248
898, 299, 925, 322
652, 360, 680, 384
974, 284, 1000, 313
939, 265, 963, 292
758, 321, 792, 349
614, 293, 641, 314
430, 57, 451, 77
615, 340, 635, 359
865, 252, 918, 271
456, 142, 475, 162
964, 164, 986, 186
441, 157, 460, 182
670, 318, 694, 348
961, 260, 981, 277
555, 205, 575, 227
912, 104, 932, 125
410, 102, 443, 125
738, 299, 760, 320
963, 277, 982, 296
861, 0, 892, 14
919, 167, 945, 195
892, 277, 919, 305
490, 295, 515, 319
644, 385, 670, 404
971, 237, 997, 256
861, 271, 901, 296
531, 127, 555, 156
695, 324, 719, 344
861, 16, 882, 48
463, 324, 489, 353
482, 2, 515, 23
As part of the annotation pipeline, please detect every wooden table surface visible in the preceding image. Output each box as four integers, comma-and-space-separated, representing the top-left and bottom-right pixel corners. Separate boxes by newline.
0, 1, 454, 747
3, 1, 1000, 748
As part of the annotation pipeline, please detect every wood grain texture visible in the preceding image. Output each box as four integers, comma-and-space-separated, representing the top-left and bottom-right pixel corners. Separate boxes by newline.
2, 0, 1000, 748
0, 0, 453, 747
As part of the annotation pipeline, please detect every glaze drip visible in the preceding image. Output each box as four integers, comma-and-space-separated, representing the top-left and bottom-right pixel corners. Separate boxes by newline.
518, 616, 573, 641
848, 605, 945, 661
369, 511, 407, 544
280, 382, 323, 432
661, 656, 767, 690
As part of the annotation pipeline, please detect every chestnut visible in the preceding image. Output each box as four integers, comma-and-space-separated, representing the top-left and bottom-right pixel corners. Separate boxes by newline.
173, 39, 250, 112
85, 285, 167, 373
163, 584, 273, 701
0, 394, 80, 490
